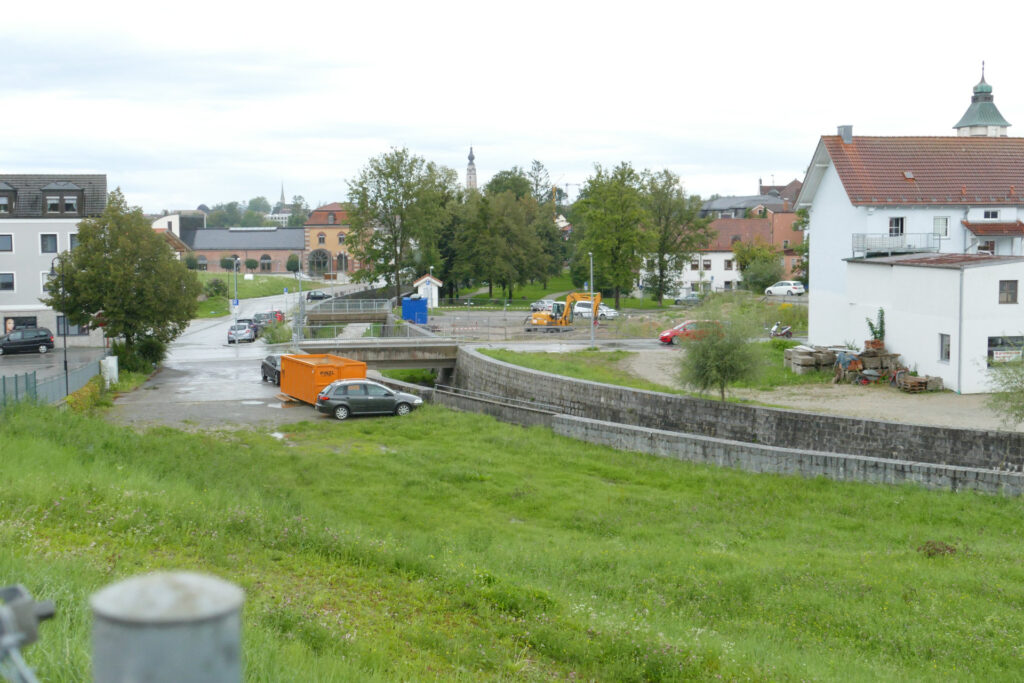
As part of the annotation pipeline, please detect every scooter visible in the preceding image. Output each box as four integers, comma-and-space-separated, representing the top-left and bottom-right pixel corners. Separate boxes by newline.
769, 321, 792, 338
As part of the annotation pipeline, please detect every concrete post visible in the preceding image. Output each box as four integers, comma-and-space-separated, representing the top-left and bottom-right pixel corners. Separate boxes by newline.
91, 572, 244, 683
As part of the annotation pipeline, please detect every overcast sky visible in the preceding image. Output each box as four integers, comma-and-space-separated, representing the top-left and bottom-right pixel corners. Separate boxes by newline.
2, 1, 1021, 214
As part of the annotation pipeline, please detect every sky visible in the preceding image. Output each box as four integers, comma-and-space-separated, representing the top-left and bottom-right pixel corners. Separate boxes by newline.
2, 1, 1023, 215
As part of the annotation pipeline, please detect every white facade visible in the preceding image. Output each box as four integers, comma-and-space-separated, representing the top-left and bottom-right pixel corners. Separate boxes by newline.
847, 257, 1024, 394
413, 274, 442, 308
678, 250, 741, 293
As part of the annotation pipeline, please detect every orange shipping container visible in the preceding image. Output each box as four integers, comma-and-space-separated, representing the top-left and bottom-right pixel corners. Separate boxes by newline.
280, 354, 367, 405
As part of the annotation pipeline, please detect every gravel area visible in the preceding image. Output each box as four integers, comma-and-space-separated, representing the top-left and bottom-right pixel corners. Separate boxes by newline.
621, 347, 1024, 433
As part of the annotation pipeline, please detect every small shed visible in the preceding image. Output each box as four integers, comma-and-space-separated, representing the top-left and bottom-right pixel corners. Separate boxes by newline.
413, 273, 443, 308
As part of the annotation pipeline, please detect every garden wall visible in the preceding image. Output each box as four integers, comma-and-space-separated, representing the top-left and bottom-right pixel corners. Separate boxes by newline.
455, 347, 1024, 472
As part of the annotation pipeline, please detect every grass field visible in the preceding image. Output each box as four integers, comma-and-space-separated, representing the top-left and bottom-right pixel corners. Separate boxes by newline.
193, 272, 301, 319
3, 402, 1023, 680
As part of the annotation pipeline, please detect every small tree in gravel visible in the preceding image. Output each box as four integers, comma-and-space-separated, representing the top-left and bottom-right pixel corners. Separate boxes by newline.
679, 316, 759, 401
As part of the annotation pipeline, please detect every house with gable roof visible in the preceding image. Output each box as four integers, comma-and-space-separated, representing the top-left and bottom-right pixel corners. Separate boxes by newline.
796, 72, 1024, 393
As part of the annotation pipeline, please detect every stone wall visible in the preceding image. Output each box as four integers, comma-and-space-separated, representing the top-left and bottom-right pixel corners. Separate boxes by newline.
455, 347, 1024, 472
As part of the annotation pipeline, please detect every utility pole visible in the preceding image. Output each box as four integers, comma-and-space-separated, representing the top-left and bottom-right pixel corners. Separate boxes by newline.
589, 251, 594, 346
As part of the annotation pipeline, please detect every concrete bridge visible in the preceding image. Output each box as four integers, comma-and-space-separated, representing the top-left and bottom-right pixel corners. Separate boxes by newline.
296, 337, 458, 370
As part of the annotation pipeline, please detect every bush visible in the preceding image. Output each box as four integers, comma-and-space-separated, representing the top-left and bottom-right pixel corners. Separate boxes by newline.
245, 258, 258, 272
111, 340, 151, 373
135, 337, 167, 366
184, 254, 198, 270
220, 257, 236, 271
261, 321, 292, 344
286, 254, 299, 273
204, 278, 228, 298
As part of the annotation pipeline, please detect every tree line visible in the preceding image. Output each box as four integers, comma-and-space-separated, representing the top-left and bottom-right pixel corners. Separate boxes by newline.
345, 148, 717, 306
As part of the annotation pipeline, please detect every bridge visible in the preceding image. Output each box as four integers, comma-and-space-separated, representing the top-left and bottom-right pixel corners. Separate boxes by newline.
296, 337, 458, 370
305, 299, 391, 325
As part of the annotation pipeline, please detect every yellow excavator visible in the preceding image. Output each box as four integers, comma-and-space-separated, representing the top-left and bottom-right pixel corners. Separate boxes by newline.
525, 292, 601, 332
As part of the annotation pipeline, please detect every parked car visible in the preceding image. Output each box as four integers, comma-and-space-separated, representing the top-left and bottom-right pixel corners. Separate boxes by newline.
261, 355, 282, 384
0, 327, 55, 355
253, 312, 273, 328
237, 317, 260, 337
227, 323, 255, 344
530, 299, 555, 312
658, 320, 721, 345
674, 292, 703, 306
269, 309, 284, 322
315, 379, 423, 421
572, 302, 618, 320
306, 290, 331, 301
764, 281, 805, 296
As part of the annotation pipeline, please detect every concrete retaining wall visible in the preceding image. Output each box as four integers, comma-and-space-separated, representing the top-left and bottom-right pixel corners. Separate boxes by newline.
455, 346, 1024, 472
433, 389, 555, 428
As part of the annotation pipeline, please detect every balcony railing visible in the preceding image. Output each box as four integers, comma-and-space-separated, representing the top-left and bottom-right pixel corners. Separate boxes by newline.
851, 232, 940, 258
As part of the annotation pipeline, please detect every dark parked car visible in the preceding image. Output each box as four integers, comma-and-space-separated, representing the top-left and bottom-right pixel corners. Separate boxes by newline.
315, 379, 423, 421
261, 355, 282, 384
253, 312, 273, 328
0, 327, 55, 355
306, 290, 331, 301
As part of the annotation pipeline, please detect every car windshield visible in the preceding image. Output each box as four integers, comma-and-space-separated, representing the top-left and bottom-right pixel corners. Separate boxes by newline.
232, 324, 248, 331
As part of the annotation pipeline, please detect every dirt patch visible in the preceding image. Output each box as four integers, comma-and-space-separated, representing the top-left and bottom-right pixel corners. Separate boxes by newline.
622, 348, 1023, 433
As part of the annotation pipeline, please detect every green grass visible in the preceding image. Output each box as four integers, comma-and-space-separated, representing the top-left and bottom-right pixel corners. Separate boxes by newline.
196, 296, 231, 318
2, 402, 1023, 680
733, 338, 834, 389
381, 368, 437, 385
194, 271, 297, 300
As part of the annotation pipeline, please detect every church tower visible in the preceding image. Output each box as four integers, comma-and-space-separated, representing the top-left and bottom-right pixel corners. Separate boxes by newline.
466, 147, 477, 190
954, 64, 1011, 137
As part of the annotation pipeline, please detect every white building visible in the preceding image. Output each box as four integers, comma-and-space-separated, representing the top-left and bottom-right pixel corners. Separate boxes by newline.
413, 273, 443, 308
0, 174, 107, 345
795, 73, 1024, 393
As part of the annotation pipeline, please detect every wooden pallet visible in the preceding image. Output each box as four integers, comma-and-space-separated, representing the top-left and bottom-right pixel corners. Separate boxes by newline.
899, 376, 928, 393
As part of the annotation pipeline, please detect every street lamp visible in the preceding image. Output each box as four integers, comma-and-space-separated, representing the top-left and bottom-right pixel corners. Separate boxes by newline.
49, 256, 70, 397
588, 251, 594, 345
232, 257, 240, 325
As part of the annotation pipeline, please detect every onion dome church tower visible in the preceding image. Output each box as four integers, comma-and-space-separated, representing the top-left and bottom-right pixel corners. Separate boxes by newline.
954, 64, 1011, 137
466, 147, 477, 190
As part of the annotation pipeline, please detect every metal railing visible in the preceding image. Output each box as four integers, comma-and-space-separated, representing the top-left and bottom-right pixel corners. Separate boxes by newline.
851, 232, 939, 257
309, 299, 391, 313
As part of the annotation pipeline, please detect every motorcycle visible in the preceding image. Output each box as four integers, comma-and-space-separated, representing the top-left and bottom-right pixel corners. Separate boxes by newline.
769, 321, 792, 339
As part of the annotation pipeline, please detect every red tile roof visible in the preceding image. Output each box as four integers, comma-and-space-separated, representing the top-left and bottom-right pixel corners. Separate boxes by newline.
306, 203, 349, 227
962, 220, 1024, 236
822, 135, 1024, 206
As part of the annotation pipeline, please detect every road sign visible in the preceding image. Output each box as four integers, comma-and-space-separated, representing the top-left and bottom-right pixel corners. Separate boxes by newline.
232, 299, 239, 306
284, 288, 288, 294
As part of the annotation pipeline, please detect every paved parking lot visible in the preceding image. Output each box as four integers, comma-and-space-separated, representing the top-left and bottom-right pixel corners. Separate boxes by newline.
0, 346, 107, 380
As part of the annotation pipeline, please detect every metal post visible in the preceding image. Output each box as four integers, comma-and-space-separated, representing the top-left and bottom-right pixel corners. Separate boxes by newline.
50, 256, 70, 398
588, 251, 594, 345
232, 258, 239, 325
91, 572, 244, 683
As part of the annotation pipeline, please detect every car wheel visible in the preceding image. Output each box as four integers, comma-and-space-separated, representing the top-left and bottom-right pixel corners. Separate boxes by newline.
671, 336, 679, 345
334, 405, 350, 421
261, 373, 267, 382
787, 290, 794, 296
765, 289, 772, 296
395, 402, 412, 416
39, 345, 48, 354
599, 313, 606, 320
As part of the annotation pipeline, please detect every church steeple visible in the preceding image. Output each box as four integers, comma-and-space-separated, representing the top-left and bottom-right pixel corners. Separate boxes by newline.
279, 182, 286, 207
954, 63, 1011, 137
466, 147, 477, 190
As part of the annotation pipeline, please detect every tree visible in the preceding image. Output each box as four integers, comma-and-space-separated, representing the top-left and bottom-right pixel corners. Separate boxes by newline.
207, 202, 242, 227
245, 258, 258, 272
640, 169, 711, 305
987, 351, 1024, 425
242, 209, 274, 226
248, 196, 271, 214
679, 317, 759, 401
484, 167, 531, 199
792, 208, 810, 287
527, 160, 552, 204
347, 147, 459, 302
42, 189, 201, 356
184, 254, 198, 270
575, 163, 647, 307
286, 196, 310, 227
220, 256, 236, 271
286, 254, 300, 273
732, 238, 782, 292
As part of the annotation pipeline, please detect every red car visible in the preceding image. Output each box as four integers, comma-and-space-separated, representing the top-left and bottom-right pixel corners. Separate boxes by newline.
658, 320, 720, 345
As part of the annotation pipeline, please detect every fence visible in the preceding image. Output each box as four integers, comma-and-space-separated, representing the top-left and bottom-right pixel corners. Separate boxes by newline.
1, 360, 101, 407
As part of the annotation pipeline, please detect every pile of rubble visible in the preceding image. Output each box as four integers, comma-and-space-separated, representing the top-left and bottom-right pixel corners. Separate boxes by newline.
783, 344, 944, 392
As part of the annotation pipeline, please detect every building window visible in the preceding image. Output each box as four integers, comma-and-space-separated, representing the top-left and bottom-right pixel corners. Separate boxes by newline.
0, 197, 9, 214
999, 280, 1018, 304
46, 196, 60, 213
40, 234, 57, 253
328, 213, 335, 225
939, 334, 950, 362
69, 233, 79, 249
782, 239, 790, 249
724, 259, 733, 271
702, 259, 712, 270
690, 260, 699, 271
984, 210, 1000, 220
64, 196, 78, 213
0, 273, 13, 291
337, 233, 345, 245
196, 255, 208, 271
933, 216, 949, 237
0, 235, 11, 252
988, 336, 1024, 365
979, 240, 996, 254
888, 217, 905, 237
317, 232, 326, 245
260, 254, 272, 272
57, 316, 89, 336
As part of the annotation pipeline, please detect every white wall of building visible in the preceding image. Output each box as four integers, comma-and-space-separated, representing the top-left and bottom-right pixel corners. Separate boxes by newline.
847, 260, 1024, 394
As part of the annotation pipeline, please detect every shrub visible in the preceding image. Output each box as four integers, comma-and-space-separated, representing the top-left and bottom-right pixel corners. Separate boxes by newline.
184, 254, 198, 270
204, 278, 228, 298
261, 321, 292, 344
220, 256, 236, 271
245, 258, 258, 272
135, 337, 167, 366
110, 340, 151, 374
286, 254, 300, 273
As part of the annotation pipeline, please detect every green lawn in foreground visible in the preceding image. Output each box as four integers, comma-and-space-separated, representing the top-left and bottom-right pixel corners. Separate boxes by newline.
3, 402, 1022, 680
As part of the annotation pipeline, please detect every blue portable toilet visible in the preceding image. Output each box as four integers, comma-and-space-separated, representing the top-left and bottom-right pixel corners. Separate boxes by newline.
401, 296, 428, 324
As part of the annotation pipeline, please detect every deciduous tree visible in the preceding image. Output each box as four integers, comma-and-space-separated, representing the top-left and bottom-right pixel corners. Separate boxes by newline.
43, 189, 201, 356
641, 169, 711, 305
679, 317, 759, 401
